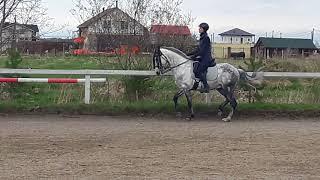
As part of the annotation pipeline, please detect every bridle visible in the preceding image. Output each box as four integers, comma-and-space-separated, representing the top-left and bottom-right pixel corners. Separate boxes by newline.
153, 47, 190, 75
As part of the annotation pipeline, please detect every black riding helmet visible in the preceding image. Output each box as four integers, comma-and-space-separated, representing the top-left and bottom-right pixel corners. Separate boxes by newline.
199, 23, 209, 32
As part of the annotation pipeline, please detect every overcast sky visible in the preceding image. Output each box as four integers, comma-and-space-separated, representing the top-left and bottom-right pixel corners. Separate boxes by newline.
43, 0, 320, 42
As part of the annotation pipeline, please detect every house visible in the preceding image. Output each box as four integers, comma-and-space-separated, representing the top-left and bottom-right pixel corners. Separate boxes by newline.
214, 28, 255, 59
254, 37, 318, 59
77, 6, 149, 53
1, 22, 39, 51
150, 25, 194, 52
219, 28, 255, 44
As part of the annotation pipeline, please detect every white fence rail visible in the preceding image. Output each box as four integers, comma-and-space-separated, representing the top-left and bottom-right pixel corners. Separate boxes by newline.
1, 68, 320, 104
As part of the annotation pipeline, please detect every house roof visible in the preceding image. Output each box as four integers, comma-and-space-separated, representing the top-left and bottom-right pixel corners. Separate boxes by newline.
77, 7, 147, 31
219, 28, 254, 36
3, 22, 39, 32
24, 24, 39, 32
78, 8, 117, 28
255, 37, 317, 49
150, 25, 191, 35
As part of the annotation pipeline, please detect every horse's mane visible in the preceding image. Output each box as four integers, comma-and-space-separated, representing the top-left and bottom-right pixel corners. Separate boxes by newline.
161, 47, 191, 60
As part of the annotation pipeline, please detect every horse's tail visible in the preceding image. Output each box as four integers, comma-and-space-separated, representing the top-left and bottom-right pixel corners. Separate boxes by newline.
238, 67, 264, 87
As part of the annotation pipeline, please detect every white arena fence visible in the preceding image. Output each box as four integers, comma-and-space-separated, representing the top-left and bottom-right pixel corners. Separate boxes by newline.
1, 68, 320, 104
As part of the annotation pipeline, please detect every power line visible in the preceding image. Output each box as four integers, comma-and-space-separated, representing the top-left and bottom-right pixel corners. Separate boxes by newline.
284, 31, 311, 37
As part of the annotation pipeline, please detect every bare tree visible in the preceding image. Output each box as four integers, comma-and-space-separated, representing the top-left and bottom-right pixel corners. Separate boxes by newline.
120, 0, 194, 27
149, 0, 194, 26
71, 0, 194, 27
1, 0, 24, 45
120, 0, 153, 27
70, 0, 115, 24
71, 0, 194, 52
12, 0, 67, 37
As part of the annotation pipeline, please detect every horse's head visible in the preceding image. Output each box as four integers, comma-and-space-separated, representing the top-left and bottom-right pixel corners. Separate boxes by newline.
153, 47, 171, 75
153, 46, 190, 75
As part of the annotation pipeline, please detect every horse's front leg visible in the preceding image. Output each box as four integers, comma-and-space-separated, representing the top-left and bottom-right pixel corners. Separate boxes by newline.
173, 89, 185, 117
185, 90, 194, 119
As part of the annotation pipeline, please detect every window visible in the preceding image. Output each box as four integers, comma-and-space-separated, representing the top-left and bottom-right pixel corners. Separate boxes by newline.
103, 20, 111, 30
120, 21, 128, 30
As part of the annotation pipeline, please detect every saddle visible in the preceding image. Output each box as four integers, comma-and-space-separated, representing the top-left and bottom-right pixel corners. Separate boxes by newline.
192, 60, 217, 81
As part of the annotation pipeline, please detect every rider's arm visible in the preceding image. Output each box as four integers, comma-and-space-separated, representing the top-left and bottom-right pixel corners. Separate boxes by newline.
190, 37, 210, 60
187, 47, 200, 59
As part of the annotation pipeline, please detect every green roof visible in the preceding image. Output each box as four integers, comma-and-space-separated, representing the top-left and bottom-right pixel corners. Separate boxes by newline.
256, 37, 317, 49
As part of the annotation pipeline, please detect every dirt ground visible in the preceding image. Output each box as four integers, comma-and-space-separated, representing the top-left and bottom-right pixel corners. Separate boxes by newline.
0, 114, 320, 180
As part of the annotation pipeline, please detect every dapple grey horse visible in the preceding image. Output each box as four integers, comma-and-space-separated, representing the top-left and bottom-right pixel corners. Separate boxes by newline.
153, 46, 263, 122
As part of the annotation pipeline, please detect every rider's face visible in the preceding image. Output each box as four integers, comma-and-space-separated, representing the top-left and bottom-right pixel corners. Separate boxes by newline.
199, 27, 204, 33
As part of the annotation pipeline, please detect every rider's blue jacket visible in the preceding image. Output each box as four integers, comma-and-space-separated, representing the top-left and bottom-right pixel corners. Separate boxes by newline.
188, 32, 215, 66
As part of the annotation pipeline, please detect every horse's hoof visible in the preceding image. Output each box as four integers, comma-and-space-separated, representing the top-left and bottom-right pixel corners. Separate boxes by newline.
185, 117, 192, 121
176, 112, 182, 118
222, 117, 231, 122
218, 111, 223, 116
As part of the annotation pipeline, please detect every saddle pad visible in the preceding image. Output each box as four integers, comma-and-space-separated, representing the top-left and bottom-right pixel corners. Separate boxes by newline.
191, 65, 218, 81
206, 66, 218, 81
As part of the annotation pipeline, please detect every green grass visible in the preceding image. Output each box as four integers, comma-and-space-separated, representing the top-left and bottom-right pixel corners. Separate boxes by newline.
1, 100, 320, 115
0, 55, 101, 69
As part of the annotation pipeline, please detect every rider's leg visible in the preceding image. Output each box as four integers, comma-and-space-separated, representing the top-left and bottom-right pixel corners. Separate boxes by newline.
191, 62, 201, 90
198, 63, 209, 93
200, 72, 209, 93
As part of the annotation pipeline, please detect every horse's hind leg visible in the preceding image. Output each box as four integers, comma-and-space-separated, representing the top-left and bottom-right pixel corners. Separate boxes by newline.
217, 87, 237, 122
223, 87, 238, 122
223, 93, 237, 122
229, 94, 238, 117
173, 89, 184, 117
217, 88, 230, 116
185, 90, 194, 119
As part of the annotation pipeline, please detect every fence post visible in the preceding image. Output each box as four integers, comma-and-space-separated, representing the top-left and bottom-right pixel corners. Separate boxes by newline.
85, 75, 91, 104
205, 93, 210, 105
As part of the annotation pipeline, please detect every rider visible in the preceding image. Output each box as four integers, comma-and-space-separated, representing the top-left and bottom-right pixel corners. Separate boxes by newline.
187, 22, 216, 93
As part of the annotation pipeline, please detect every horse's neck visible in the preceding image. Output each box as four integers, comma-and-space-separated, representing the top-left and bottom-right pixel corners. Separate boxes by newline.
171, 56, 193, 77
168, 54, 187, 66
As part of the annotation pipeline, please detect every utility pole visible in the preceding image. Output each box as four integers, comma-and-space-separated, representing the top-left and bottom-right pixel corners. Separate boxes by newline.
272, 30, 274, 38
12, 15, 17, 50
280, 32, 282, 38
311, 28, 315, 41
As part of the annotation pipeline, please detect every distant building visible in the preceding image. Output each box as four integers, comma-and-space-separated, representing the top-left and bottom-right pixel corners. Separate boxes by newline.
1, 22, 39, 51
254, 37, 318, 59
77, 6, 148, 52
219, 28, 255, 44
214, 28, 255, 59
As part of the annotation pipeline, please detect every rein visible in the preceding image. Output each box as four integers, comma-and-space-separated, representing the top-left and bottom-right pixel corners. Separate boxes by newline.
155, 50, 191, 74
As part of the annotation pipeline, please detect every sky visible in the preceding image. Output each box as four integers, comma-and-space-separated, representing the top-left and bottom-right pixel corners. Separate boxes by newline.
42, 0, 320, 43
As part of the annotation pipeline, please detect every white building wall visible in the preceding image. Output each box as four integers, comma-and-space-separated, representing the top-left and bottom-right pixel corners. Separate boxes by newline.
2, 25, 35, 41
221, 35, 253, 44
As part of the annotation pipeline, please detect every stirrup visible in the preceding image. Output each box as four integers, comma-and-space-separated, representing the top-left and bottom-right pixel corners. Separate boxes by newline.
199, 88, 209, 93
199, 83, 209, 93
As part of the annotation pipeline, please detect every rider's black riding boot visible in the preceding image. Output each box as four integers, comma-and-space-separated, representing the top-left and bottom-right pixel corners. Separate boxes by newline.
200, 72, 209, 93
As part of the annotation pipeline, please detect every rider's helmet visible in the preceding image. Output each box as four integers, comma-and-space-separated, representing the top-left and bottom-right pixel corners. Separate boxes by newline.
199, 23, 209, 32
